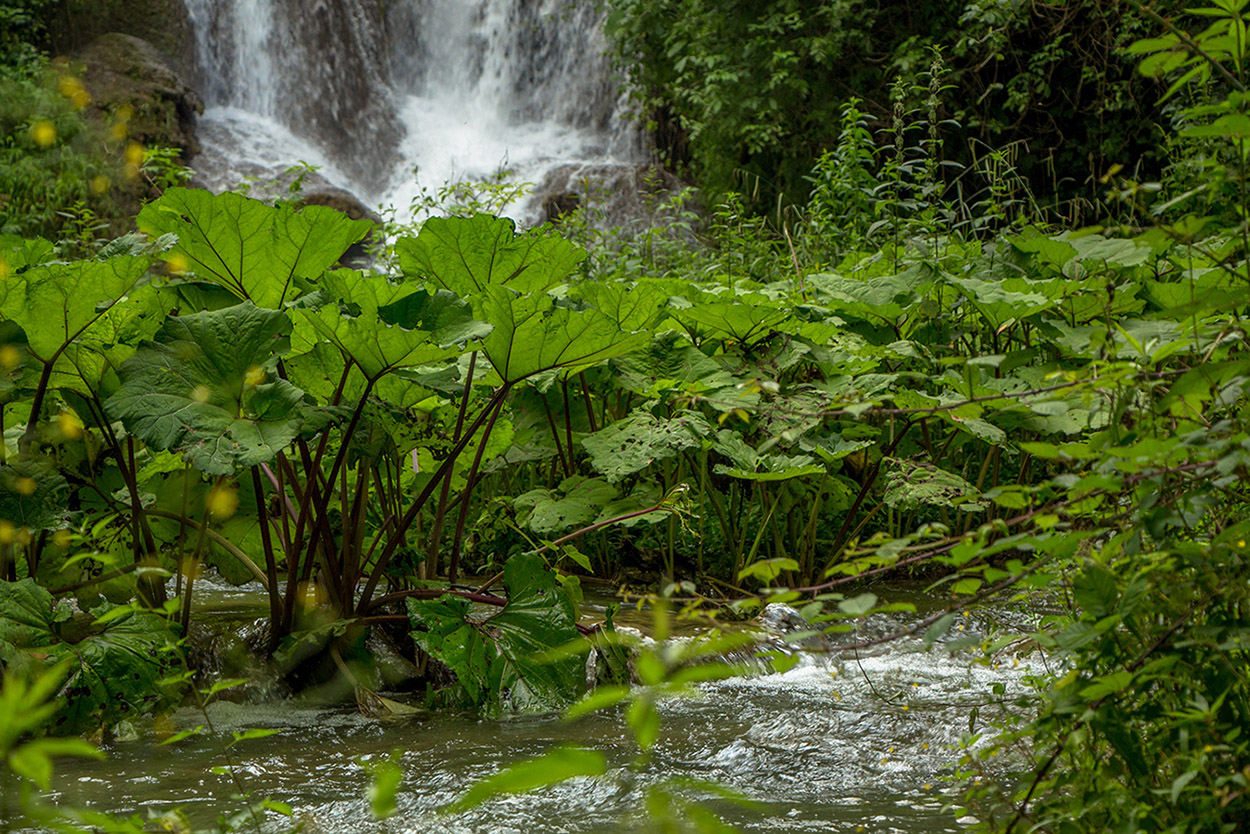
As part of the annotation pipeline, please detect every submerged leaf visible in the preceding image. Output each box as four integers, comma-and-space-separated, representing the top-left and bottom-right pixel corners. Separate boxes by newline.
407, 551, 584, 714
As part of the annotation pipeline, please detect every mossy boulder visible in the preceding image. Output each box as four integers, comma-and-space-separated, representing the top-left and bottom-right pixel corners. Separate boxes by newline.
72, 33, 202, 156
46, 0, 198, 80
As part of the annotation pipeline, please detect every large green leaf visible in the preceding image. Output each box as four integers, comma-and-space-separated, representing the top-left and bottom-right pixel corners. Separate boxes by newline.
0, 579, 61, 648
0, 256, 150, 362
480, 286, 650, 385
137, 188, 372, 309
0, 459, 68, 531
711, 430, 823, 482
485, 551, 585, 713
52, 605, 183, 733
407, 551, 584, 714
514, 476, 618, 534
407, 595, 492, 706
106, 303, 314, 475
572, 281, 670, 332
807, 266, 933, 328
51, 284, 171, 397
397, 214, 584, 298
582, 410, 710, 482
0, 584, 181, 734
670, 300, 791, 346
293, 269, 487, 381
883, 458, 985, 511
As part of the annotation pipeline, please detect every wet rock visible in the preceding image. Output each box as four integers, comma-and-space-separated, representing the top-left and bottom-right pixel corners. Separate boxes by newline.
760, 602, 811, 635
531, 162, 686, 230
48, 0, 198, 81
72, 33, 203, 156
543, 191, 581, 223
300, 185, 381, 225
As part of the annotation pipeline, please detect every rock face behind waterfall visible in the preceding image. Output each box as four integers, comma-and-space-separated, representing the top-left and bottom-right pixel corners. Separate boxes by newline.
268, 0, 401, 184
185, 0, 402, 186
176, 0, 651, 222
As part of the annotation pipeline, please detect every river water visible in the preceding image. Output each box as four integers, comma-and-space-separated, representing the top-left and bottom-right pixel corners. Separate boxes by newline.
47, 580, 1046, 833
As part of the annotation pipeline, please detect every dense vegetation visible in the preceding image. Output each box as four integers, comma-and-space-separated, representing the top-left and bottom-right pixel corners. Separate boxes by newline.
603, 0, 1177, 220
1, 0, 1250, 832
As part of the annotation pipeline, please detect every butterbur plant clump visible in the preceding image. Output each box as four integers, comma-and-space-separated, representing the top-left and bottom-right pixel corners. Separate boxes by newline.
4, 5, 1250, 829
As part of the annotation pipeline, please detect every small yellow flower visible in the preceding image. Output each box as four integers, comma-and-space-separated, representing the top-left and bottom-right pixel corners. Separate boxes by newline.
166, 252, 190, 275
0, 521, 14, 544
0, 345, 20, 370
57, 76, 90, 109
125, 142, 145, 167
207, 484, 239, 519
57, 410, 83, 440
191, 384, 212, 403
52, 529, 73, 548
31, 120, 56, 148
90, 175, 110, 195
0, 258, 10, 280
15, 477, 37, 496
244, 365, 266, 387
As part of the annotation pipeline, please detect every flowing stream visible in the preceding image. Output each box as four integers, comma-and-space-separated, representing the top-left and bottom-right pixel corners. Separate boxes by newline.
48, 580, 1046, 833
180, 0, 646, 222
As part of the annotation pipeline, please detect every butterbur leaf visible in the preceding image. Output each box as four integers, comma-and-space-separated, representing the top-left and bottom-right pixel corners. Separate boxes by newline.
444, 746, 606, 813
407, 552, 584, 714
514, 476, 618, 535
137, 188, 372, 309
294, 270, 487, 380
485, 552, 586, 713
0, 578, 60, 648
883, 458, 985, 511
29, 604, 184, 734
407, 595, 492, 706
671, 301, 791, 346
0, 256, 150, 362
106, 303, 313, 475
582, 410, 709, 482
398, 214, 584, 298
53, 284, 171, 397
480, 286, 650, 384
573, 281, 669, 331
0, 459, 68, 532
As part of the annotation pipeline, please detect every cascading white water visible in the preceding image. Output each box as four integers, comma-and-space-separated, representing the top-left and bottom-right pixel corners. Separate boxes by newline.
182, 0, 646, 223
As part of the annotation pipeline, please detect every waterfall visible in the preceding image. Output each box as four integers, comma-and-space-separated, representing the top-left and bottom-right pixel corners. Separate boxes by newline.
182, 0, 645, 222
